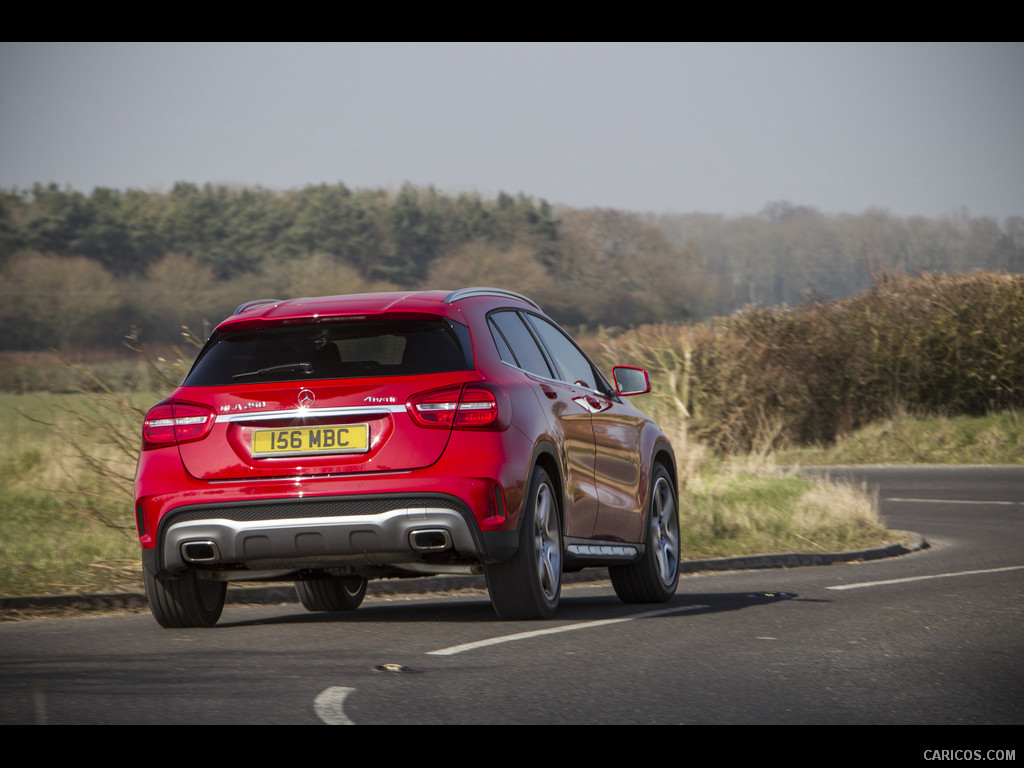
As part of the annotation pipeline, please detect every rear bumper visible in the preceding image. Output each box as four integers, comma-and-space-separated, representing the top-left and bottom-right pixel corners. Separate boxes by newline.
147, 493, 519, 577
136, 426, 537, 577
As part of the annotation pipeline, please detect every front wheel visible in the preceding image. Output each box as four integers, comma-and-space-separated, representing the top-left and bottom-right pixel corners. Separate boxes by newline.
610, 463, 680, 604
144, 566, 227, 628
486, 466, 562, 620
295, 576, 367, 612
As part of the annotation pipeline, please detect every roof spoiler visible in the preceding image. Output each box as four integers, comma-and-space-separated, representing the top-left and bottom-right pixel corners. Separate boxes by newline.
444, 287, 541, 310
232, 299, 282, 315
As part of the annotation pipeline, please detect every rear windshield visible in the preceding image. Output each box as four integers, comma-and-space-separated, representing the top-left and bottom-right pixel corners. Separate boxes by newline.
184, 318, 474, 385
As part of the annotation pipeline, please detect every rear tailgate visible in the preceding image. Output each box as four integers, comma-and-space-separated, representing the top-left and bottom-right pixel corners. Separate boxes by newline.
175, 375, 479, 480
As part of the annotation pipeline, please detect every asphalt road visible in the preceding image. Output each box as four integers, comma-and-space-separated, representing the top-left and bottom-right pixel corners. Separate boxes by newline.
0, 466, 1021, 726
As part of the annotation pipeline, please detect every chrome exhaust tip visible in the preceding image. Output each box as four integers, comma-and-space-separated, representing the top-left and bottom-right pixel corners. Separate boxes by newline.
409, 529, 452, 552
181, 540, 220, 562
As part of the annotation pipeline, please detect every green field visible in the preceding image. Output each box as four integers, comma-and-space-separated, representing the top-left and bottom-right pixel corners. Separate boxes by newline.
0, 392, 153, 596
775, 409, 1024, 466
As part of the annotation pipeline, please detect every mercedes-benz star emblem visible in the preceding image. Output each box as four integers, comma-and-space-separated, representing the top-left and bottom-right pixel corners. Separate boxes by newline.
298, 389, 315, 408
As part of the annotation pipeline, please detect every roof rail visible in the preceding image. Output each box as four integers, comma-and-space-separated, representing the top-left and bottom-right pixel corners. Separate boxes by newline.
232, 298, 282, 315
444, 287, 541, 310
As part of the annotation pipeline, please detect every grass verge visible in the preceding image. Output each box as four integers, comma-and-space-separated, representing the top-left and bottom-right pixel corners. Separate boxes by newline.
670, 429, 893, 561
775, 409, 1024, 466
0, 485, 140, 596
0, 392, 145, 597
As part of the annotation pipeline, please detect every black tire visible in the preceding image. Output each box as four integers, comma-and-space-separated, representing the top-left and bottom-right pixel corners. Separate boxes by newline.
144, 566, 227, 628
295, 576, 368, 612
486, 466, 562, 620
610, 463, 681, 604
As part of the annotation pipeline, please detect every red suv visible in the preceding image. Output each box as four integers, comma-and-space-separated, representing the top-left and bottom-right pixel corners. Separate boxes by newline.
135, 288, 680, 626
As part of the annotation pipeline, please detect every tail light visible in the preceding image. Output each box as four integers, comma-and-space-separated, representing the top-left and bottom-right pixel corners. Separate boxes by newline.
142, 400, 216, 448
407, 384, 510, 430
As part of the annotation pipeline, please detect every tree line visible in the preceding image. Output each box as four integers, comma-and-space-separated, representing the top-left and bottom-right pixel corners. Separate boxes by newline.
0, 182, 1021, 351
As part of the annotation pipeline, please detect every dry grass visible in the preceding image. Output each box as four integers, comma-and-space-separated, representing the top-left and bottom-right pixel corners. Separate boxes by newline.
679, 460, 890, 559
657, 417, 893, 559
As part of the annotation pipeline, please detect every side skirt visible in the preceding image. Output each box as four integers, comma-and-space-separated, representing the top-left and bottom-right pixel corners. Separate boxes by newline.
563, 536, 644, 571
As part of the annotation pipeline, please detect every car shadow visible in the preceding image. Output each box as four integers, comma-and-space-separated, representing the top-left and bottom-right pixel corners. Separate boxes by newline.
215, 588, 806, 628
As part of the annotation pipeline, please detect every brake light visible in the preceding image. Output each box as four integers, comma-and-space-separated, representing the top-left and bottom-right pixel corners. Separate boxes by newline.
407, 387, 460, 427
407, 385, 510, 429
143, 401, 216, 448
453, 387, 500, 427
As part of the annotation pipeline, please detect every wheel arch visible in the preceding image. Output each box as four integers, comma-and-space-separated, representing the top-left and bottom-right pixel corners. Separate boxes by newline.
651, 438, 679, 497
528, 439, 564, 531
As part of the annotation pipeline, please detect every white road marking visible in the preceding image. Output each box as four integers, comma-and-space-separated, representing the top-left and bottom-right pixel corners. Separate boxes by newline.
427, 604, 708, 656
313, 605, 707, 720
314, 686, 356, 725
828, 565, 1024, 591
886, 497, 1021, 506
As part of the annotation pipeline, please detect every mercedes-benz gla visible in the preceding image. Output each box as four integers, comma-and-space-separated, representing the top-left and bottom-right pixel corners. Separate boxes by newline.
135, 288, 680, 626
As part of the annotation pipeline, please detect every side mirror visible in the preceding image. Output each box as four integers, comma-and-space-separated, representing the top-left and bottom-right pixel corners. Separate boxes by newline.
612, 366, 651, 396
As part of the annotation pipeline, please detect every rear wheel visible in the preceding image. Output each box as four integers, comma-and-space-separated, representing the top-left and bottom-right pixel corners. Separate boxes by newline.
610, 463, 680, 604
144, 566, 227, 628
486, 466, 562, 620
295, 576, 368, 612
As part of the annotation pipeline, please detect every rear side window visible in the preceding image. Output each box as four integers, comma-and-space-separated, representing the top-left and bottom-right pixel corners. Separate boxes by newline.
184, 318, 473, 385
523, 314, 599, 390
488, 311, 553, 378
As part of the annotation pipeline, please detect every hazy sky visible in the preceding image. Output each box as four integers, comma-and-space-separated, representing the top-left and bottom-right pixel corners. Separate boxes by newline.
2, 42, 1022, 220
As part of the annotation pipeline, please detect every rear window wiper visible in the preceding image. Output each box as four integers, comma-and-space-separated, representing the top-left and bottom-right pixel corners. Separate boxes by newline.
233, 362, 313, 379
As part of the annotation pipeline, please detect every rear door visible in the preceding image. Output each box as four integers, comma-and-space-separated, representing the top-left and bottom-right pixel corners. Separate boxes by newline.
520, 314, 646, 543
487, 310, 599, 539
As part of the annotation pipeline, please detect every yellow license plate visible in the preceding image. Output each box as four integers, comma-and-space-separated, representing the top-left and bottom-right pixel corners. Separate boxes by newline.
251, 424, 369, 457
